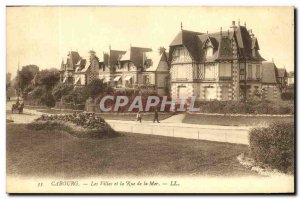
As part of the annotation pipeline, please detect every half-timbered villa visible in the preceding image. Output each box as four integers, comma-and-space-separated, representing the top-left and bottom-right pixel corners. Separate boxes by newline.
168, 21, 281, 101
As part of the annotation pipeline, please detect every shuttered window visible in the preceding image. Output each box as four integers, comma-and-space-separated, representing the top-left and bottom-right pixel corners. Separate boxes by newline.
247, 64, 252, 79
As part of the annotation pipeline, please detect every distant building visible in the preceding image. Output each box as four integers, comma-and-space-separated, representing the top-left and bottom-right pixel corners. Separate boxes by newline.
261, 62, 281, 101
276, 68, 288, 91
288, 71, 294, 86
99, 49, 126, 86
168, 21, 281, 101
60, 47, 170, 95
60, 51, 100, 86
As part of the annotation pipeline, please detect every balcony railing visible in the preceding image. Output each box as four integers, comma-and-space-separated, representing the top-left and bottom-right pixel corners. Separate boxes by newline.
219, 76, 232, 81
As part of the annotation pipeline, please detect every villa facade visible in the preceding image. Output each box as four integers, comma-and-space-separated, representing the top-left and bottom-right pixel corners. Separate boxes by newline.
168, 21, 282, 101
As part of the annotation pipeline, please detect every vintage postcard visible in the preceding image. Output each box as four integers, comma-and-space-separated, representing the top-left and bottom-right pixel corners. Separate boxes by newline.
6, 6, 295, 193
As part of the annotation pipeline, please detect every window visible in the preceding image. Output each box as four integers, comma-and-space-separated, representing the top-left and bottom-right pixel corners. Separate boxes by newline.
205, 64, 215, 79
256, 65, 260, 79
247, 64, 252, 79
173, 47, 183, 57
219, 63, 232, 78
206, 47, 214, 57
177, 65, 188, 79
144, 75, 150, 84
240, 69, 245, 75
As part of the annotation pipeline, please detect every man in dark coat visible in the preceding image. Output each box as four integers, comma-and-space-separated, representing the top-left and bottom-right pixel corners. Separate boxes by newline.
153, 109, 160, 123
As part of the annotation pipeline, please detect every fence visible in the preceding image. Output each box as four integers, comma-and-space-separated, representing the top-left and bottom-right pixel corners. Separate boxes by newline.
107, 121, 250, 145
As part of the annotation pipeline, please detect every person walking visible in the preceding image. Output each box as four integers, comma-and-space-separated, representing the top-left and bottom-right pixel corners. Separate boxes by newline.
153, 109, 160, 123
136, 111, 142, 123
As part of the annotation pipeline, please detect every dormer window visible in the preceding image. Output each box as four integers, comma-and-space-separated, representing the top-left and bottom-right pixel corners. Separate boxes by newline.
206, 46, 214, 57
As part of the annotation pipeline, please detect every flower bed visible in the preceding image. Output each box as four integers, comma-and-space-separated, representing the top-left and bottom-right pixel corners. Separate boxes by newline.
28, 113, 119, 138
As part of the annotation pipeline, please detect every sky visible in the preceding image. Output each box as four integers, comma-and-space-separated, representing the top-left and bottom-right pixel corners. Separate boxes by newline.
6, 6, 294, 77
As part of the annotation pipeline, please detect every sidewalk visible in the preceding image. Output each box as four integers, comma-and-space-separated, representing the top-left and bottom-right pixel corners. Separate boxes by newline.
106, 119, 251, 145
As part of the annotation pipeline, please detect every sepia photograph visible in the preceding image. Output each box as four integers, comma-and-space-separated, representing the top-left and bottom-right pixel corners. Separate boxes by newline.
5, 6, 295, 194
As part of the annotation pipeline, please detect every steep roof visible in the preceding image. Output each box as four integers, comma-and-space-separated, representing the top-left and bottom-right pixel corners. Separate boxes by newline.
145, 51, 168, 72
109, 50, 126, 65
170, 29, 203, 61
277, 68, 287, 78
262, 62, 279, 84
120, 46, 152, 68
169, 26, 265, 63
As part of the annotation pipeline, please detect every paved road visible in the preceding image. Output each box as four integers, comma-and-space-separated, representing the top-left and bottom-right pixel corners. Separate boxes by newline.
6, 101, 251, 145
6, 101, 43, 123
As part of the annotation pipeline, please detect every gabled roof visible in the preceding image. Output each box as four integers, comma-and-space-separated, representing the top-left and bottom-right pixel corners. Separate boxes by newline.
68, 51, 80, 66
169, 29, 203, 61
262, 62, 279, 84
146, 52, 164, 71
202, 36, 218, 49
277, 68, 287, 78
251, 37, 260, 50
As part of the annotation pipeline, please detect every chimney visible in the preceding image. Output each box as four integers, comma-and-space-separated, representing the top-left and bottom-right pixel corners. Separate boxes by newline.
231, 21, 237, 30
238, 19, 240, 26
249, 29, 254, 38
220, 27, 222, 36
244, 22, 247, 28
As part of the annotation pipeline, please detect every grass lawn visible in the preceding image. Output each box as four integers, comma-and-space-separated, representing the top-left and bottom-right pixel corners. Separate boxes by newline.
7, 123, 258, 178
183, 114, 294, 126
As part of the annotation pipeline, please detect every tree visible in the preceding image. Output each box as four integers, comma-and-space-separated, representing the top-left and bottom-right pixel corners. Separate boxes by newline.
39, 92, 56, 108
6, 73, 11, 90
35, 68, 60, 90
52, 82, 74, 101
87, 79, 110, 99
14, 65, 39, 92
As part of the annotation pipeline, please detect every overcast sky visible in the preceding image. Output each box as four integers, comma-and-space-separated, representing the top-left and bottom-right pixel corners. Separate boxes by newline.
7, 6, 294, 77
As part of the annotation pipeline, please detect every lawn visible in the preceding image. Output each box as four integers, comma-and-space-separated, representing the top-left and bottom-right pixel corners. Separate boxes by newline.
183, 114, 294, 126
7, 123, 258, 178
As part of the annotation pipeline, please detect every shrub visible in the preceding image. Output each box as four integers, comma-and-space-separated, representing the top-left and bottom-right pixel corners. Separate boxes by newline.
52, 83, 74, 101
193, 100, 294, 115
249, 122, 294, 173
39, 92, 56, 108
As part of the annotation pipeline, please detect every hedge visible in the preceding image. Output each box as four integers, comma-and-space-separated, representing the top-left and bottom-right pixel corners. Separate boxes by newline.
193, 100, 294, 115
249, 122, 294, 173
